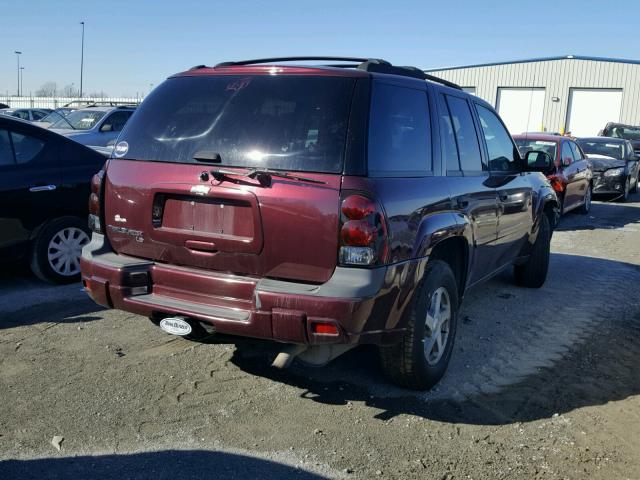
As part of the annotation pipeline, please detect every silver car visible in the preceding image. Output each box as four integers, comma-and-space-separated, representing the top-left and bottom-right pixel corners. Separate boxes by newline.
49, 105, 135, 147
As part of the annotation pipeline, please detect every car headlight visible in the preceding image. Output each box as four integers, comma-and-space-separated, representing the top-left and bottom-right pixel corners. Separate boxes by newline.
604, 167, 625, 177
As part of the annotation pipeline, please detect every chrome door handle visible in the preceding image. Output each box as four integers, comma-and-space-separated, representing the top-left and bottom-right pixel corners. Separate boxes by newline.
29, 185, 57, 192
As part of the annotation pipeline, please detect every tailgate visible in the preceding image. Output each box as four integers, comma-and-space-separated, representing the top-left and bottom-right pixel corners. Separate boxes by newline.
104, 160, 341, 283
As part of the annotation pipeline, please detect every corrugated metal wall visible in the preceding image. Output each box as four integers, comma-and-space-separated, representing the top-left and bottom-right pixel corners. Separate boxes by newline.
427, 58, 640, 133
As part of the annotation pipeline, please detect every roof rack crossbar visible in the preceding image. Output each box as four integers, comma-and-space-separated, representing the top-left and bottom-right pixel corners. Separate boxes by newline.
215, 56, 388, 67
214, 57, 462, 90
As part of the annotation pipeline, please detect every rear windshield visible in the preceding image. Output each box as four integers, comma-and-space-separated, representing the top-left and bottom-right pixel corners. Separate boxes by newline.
515, 139, 557, 160
115, 75, 356, 173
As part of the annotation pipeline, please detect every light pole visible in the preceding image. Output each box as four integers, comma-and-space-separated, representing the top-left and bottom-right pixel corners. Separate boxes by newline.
14, 51, 21, 96
79, 21, 85, 98
20, 67, 24, 97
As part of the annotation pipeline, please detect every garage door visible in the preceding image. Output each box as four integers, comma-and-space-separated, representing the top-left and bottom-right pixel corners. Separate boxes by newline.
496, 88, 545, 135
566, 89, 622, 137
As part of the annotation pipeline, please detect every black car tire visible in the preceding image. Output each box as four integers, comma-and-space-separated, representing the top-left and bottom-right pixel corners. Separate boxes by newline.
379, 260, 458, 391
579, 184, 592, 214
630, 174, 638, 194
30, 216, 91, 284
514, 214, 551, 288
617, 178, 630, 202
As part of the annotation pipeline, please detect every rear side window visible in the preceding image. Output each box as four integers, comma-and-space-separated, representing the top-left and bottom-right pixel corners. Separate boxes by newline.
116, 75, 356, 174
368, 83, 431, 175
0, 130, 13, 166
568, 141, 583, 161
11, 132, 45, 164
475, 104, 520, 173
438, 94, 483, 174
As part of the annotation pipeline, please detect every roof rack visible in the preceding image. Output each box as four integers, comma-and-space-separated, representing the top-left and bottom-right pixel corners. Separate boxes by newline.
214, 56, 462, 90
63, 100, 140, 108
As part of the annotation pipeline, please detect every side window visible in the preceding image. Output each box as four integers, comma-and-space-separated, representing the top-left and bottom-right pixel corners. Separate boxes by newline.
436, 94, 460, 172
103, 111, 132, 133
368, 83, 431, 175
11, 132, 45, 164
475, 104, 520, 173
0, 130, 15, 166
12, 110, 30, 120
32, 110, 48, 121
561, 142, 573, 166
569, 142, 583, 161
445, 95, 483, 173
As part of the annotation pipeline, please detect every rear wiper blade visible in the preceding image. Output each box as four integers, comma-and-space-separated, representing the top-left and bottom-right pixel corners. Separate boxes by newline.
210, 167, 326, 187
245, 168, 326, 185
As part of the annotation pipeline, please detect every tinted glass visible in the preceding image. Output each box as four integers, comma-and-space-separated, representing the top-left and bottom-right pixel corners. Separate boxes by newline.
11, 132, 45, 164
576, 139, 625, 160
446, 95, 483, 172
0, 130, 14, 166
568, 142, 583, 161
561, 142, 573, 165
515, 139, 557, 161
12, 110, 30, 120
437, 95, 461, 172
476, 104, 519, 172
368, 83, 431, 175
609, 125, 640, 141
116, 75, 355, 174
32, 110, 48, 121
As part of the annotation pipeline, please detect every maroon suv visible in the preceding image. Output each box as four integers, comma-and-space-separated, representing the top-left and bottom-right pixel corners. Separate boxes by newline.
81, 57, 558, 390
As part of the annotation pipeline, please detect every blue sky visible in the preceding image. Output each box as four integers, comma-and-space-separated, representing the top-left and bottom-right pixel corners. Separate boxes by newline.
1, 0, 638, 97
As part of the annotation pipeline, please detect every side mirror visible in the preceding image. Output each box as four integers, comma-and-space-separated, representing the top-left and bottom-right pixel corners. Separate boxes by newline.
100, 123, 113, 132
562, 156, 572, 167
524, 150, 555, 173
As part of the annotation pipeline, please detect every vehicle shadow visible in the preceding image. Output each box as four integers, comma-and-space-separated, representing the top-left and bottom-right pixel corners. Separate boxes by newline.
557, 194, 640, 231
227, 253, 640, 426
0, 449, 329, 480
0, 296, 105, 329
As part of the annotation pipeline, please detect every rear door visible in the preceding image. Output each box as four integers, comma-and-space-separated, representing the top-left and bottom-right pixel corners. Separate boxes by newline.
560, 140, 580, 209
568, 141, 590, 202
0, 124, 61, 249
474, 103, 533, 264
103, 74, 357, 284
436, 91, 499, 284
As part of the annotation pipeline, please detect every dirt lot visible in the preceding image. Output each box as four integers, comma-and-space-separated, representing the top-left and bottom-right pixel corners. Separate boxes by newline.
1, 194, 639, 480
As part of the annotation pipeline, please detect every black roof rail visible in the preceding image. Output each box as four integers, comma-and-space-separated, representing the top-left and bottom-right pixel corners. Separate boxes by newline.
214, 56, 462, 90
215, 56, 387, 67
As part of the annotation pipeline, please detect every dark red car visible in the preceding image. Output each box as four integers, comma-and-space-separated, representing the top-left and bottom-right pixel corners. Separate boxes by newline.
514, 134, 592, 215
81, 57, 558, 390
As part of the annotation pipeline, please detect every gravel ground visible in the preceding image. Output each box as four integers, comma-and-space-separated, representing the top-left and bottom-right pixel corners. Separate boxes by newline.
1, 193, 639, 480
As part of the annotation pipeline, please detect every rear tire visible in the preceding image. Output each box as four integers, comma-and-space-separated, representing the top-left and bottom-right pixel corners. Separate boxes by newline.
30, 216, 90, 284
579, 184, 592, 214
379, 260, 459, 390
514, 214, 551, 288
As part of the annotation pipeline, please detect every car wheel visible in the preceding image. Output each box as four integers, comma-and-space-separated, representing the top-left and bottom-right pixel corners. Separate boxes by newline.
514, 214, 551, 288
379, 260, 458, 390
30, 216, 91, 284
631, 174, 638, 194
617, 177, 630, 202
579, 184, 592, 214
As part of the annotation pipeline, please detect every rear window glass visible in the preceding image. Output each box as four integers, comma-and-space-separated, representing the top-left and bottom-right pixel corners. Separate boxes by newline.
116, 75, 356, 173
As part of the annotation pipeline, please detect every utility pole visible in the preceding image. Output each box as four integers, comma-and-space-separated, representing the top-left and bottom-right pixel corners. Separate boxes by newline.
80, 21, 85, 98
14, 51, 22, 96
20, 67, 24, 97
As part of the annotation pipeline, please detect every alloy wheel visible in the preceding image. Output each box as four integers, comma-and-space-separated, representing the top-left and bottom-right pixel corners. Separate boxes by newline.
47, 227, 90, 277
423, 287, 452, 365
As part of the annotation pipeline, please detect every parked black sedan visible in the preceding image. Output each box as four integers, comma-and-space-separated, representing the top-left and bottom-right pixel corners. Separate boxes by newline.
0, 116, 106, 283
576, 137, 639, 202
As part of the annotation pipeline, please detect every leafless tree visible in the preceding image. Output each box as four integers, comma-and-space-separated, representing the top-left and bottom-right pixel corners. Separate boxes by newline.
35, 81, 57, 97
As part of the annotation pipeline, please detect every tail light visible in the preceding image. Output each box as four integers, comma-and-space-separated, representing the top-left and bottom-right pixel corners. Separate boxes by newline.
338, 193, 388, 266
88, 163, 107, 233
548, 175, 564, 193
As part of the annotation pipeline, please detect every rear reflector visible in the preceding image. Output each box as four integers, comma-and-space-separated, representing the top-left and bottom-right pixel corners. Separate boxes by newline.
311, 322, 339, 335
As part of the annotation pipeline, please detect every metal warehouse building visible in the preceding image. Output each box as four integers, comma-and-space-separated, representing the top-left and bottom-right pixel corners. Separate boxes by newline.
426, 55, 640, 137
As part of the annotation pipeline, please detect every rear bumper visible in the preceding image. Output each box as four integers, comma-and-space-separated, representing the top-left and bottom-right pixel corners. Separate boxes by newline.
81, 234, 423, 345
